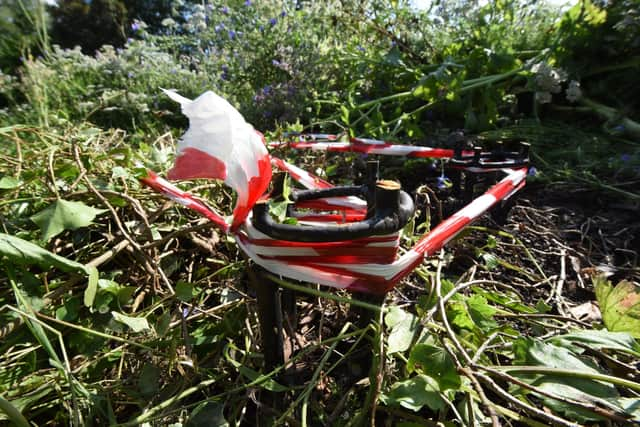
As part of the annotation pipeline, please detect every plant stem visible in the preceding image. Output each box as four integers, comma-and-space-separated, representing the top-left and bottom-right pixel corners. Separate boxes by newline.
485, 366, 640, 392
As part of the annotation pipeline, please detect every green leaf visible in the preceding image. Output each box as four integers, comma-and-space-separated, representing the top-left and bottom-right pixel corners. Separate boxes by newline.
340, 105, 350, 125
138, 363, 160, 398
408, 344, 461, 390
512, 338, 620, 421
594, 276, 640, 338
467, 294, 498, 331
449, 300, 475, 330
548, 330, 640, 357
176, 281, 195, 302
382, 375, 445, 412
238, 366, 288, 392
111, 311, 151, 333
56, 296, 81, 321
385, 306, 418, 354
0, 176, 20, 189
481, 253, 499, 270
30, 199, 106, 241
0, 232, 94, 276
156, 312, 171, 337
83, 266, 99, 307
187, 401, 228, 427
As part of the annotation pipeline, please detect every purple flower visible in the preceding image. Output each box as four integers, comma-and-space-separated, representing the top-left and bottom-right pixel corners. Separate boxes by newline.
244, 0, 251, 6
222, 6, 229, 14
127, 71, 134, 78
272, 59, 281, 66
280, 10, 287, 18
215, 23, 225, 32
228, 30, 236, 39
528, 166, 537, 176
262, 85, 272, 95
357, 45, 365, 52
131, 22, 140, 31
270, 17, 277, 26
621, 153, 632, 162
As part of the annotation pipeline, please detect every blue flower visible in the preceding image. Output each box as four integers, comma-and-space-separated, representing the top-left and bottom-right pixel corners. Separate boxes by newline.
131, 22, 140, 31
222, 6, 229, 14
214, 23, 224, 32
436, 176, 452, 189
280, 10, 287, 18
272, 59, 281, 66
244, 0, 251, 5
270, 17, 277, 26
621, 153, 632, 163
528, 166, 537, 176
357, 45, 365, 52
228, 30, 236, 39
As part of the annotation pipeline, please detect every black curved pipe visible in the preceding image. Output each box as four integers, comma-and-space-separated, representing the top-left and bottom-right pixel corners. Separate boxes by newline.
252, 181, 415, 242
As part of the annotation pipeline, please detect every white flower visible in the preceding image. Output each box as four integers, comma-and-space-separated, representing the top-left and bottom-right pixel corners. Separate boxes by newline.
566, 80, 582, 103
161, 18, 177, 28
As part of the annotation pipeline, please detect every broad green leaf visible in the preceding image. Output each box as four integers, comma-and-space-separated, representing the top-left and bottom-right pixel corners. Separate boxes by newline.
617, 397, 640, 421
56, 296, 81, 321
512, 338, 620, 421
0, 232, 91, 274
385, 306, 418, 354
0, 176, 20, 189
30, 199, 106, 241
111, 311, 151, 333
594, 276, 640, 338
548, 330, 640, 357
187, 401, 228, 427
176, 281, 196, 302
382, 374, 445, 412
408, 344, 461, 390
467, 294, 498, 331
138, 363, 160, 398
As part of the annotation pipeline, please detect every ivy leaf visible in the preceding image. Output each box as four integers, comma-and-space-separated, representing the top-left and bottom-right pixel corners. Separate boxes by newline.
381, 375, 445, 412
30, 199, 107, 241
408, 344, 461, 390
594, 276, 640, 338
385, 306, 419, 354
112, 311, 151, 333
